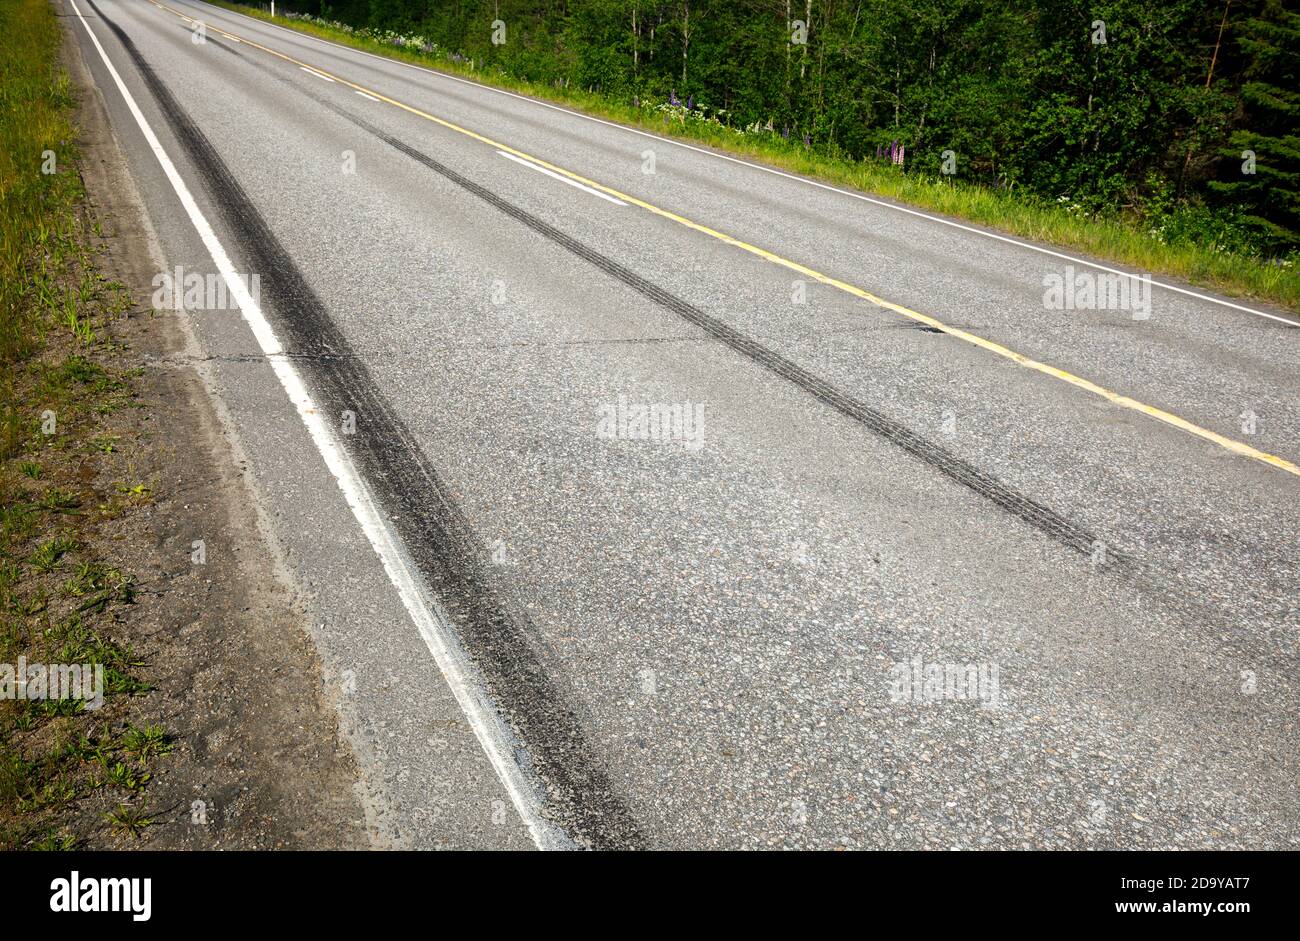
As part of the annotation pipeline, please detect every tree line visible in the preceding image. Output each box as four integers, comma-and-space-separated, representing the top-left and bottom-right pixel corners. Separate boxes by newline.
290, 0, 1298, 253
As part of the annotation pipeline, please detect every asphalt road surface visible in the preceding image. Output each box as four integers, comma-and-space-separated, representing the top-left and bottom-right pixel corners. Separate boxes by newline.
68, 0, 1300, 849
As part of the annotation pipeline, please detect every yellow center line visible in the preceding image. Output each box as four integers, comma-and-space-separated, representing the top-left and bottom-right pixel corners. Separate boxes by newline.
152, 0, 1300, 479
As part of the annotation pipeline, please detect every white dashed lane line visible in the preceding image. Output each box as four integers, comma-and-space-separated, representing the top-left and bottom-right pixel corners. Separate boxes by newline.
496, 150, 628, 206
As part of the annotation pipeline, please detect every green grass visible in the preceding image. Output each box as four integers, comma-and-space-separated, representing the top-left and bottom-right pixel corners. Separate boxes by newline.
0, 0, 87, 362
0, 0, 170, 850
209, 1, 1298, 313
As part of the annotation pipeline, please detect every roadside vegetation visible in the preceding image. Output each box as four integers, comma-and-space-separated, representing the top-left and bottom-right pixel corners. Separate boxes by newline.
213, 0, 1299, 311
0, 0, 171, 849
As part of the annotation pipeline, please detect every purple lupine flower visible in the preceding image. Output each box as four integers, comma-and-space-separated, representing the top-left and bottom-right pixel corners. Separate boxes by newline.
803, 133, 811, 146
899, 144, 905, 166
670, 89, 680, 107
782, 125, 790, 139
687, 94, 694, 111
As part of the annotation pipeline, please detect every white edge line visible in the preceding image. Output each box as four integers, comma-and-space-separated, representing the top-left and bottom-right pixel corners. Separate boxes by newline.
497, 150, 626, 205
193, 0, 1298, 327
71, 0, 566, 851
355, 90, 379, 101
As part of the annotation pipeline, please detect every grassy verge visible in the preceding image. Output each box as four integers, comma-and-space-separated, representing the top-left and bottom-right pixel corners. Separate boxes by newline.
207, 2, 1299, 313
1, 0, 171, 849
